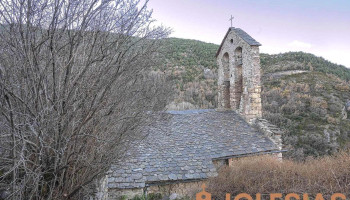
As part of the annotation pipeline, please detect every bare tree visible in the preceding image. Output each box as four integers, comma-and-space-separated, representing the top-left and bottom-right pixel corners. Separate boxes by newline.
0, 0, 171, 199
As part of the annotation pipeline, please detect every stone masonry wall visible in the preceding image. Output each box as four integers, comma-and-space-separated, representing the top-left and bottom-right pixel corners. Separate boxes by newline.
107, 181, 206, 200
107, 188, 143, 200
254, 118, 283, 159
147, 180, 206, 199
217, 30, 262, 123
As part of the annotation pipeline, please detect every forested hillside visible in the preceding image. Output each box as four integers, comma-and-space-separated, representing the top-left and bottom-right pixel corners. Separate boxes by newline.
261, 52, 350, 80
158, 37, 350, 159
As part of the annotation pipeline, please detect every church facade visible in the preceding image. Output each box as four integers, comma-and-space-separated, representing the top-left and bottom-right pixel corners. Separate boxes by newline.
97, 28, 284, 200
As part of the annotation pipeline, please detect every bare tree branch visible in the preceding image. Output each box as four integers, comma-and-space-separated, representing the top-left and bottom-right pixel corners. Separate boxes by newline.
0, 0, 172, 199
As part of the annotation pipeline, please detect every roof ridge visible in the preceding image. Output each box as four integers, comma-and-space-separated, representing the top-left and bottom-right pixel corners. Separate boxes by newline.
216, 27, 261, 57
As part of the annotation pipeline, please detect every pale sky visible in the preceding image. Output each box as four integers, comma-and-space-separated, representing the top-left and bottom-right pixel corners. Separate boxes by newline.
148, 0, 350, 68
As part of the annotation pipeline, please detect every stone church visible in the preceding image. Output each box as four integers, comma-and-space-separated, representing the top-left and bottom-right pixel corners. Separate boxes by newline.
97, 27, 284, 199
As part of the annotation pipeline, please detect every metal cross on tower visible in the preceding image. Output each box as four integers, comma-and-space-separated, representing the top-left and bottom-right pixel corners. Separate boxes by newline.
229, 15, 234, 27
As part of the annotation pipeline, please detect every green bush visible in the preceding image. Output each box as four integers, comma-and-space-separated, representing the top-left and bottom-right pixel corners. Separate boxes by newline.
129, 193, 162, 200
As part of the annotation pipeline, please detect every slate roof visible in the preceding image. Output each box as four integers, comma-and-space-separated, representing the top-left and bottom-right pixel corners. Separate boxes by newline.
108, 110, 278, 189
216, 27, 262, 57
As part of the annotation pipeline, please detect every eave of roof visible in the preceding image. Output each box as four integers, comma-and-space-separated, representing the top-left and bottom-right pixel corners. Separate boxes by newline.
215, 27, 262, 57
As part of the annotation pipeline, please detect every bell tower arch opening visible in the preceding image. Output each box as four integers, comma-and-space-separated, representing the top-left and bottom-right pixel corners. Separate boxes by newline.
234, 47, 243, 110
221, 52, 230, 109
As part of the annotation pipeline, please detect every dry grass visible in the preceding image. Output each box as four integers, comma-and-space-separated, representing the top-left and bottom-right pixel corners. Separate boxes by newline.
208, 152, 350, 200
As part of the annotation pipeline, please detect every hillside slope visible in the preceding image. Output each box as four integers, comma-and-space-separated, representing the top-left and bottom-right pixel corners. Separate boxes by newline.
263, 72, 350, 158
158, 37, 350, 159
261, 52, 350, 80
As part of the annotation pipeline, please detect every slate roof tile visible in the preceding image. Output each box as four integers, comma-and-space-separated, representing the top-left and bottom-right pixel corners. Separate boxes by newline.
109, 110, 278, 189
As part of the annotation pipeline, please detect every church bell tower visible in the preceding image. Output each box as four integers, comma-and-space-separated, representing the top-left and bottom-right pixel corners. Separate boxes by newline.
216, 27, 262, 123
